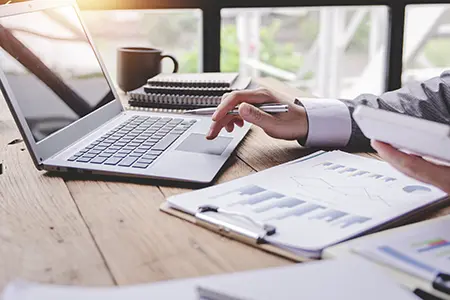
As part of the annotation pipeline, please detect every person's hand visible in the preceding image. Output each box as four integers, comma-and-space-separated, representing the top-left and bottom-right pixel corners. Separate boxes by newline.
371, 140, 450, 194
206, 88, 308, 141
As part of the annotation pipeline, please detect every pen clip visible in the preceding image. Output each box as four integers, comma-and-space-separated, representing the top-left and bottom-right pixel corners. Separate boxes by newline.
195, 205, 276, 244
433, 273, 450, 295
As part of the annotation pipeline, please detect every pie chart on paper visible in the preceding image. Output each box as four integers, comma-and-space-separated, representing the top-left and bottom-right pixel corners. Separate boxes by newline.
402, 185, 432, 194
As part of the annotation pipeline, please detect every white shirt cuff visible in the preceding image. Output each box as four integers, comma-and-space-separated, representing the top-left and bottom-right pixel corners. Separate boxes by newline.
295, 97, 352, 147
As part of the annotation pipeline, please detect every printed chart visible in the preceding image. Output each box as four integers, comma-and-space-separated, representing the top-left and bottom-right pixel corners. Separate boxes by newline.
218, 184, 372, 231
169, 151, 446, 252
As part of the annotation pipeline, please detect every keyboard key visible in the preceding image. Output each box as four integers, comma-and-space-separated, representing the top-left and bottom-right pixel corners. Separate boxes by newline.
138, 146, 152, 151
87, 149, 102, 155
129, 152, 142, 158
90, 156, 108, 164
98, 152, 113, 158
138, 158, 154, 164
153, 134, 180, 151
118, 150, 132, 155
133, 163, 150, 169
133, 149, 146, 154
121, 138, 134, 143
109, 146, 122, 151
77, 157, 92, 163
83, 153, 96, 159
143, 154, 158, 160
103, 150, 117, 155
128, 142, 141, 147
93, 146, 108, 151
113, 153, 127, 158
68, 155, 80, 161
114, 142, 127, 147
118, 157, 138, 167
104, 157, 122, 165
122, 146, 136, 151
148, 150, 163, 155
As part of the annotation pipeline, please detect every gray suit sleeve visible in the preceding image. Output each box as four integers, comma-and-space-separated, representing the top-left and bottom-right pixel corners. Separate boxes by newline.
339, 70, 450, 149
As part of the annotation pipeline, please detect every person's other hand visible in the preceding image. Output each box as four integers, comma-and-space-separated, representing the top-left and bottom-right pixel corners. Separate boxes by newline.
206, 88, 308, 141
371, 140, 450, 194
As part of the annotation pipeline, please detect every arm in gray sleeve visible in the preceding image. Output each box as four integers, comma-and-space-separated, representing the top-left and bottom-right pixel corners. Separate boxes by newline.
339, 70, 450, 149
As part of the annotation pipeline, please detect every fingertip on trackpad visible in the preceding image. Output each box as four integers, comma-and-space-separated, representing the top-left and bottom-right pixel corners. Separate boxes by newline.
176, 133, 232, 156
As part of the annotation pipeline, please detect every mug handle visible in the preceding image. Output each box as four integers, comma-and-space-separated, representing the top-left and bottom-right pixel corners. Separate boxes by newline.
161, 54, 179, 73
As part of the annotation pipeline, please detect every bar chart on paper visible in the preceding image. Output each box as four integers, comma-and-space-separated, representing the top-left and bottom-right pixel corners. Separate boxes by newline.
212, 184, 372, 232
167, 151, 447, 253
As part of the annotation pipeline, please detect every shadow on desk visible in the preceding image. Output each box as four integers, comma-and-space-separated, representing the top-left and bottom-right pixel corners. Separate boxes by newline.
42, 154, 241, 191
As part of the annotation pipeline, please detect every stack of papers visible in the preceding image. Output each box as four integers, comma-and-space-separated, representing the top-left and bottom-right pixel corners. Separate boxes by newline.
1, 257, 419, 300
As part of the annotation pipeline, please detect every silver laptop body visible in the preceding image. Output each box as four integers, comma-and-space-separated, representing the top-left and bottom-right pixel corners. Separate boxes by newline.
0, 0, 250, 184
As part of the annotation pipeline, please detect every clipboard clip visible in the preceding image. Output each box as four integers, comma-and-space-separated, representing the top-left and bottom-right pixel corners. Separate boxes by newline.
195, 205, 276, 245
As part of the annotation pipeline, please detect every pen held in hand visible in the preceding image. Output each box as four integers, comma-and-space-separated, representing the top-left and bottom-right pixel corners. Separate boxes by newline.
183, 104, 289, 116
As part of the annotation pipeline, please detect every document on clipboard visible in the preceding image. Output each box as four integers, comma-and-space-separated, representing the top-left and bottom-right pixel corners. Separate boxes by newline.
161, 151, 448, 260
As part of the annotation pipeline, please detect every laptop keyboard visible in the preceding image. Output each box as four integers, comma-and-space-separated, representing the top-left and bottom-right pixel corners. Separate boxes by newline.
67, 116, 196, 169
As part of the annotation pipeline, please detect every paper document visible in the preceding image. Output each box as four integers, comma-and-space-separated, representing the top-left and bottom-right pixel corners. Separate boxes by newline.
1, 257, 419, 300
353, 216, 450, 284
167, 151, 447, 258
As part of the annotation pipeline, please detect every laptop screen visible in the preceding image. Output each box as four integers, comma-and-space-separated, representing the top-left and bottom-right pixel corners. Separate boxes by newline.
0, 5, 115, 142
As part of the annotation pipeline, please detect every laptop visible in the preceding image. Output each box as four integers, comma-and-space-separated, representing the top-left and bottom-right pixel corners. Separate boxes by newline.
0, 0, 250, 184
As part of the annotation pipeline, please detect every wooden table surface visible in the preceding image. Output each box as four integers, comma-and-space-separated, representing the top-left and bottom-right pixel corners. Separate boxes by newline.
0, 77, 448, 292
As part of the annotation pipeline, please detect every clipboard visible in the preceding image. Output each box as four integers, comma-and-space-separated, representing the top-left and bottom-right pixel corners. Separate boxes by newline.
160, 197, 449, 264
159, 202, 313, 262
159, 150, 449, 265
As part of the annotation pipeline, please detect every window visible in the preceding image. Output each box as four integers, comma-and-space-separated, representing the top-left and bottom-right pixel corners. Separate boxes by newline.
402, 4, 450, 86
81, 9, 202, 87
221, 6, 389, 99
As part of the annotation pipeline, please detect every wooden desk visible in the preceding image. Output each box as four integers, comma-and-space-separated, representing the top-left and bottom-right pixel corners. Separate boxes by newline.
0, 78, 448, 291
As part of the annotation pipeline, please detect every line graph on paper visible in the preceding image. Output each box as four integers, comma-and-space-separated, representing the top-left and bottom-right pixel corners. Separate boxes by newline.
289, 176, 393, 208
287, 161, 433, 209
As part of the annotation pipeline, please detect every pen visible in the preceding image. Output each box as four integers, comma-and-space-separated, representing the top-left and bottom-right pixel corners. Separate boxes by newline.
183, 103, 289, 116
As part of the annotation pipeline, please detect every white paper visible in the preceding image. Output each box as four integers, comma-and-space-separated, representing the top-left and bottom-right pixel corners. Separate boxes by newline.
168, 151, 447, 253
353, 215, 450, 283
1, 257, 419, 300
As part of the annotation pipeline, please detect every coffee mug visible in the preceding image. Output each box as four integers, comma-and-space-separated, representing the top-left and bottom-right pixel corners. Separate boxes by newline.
117, 47, 179, 92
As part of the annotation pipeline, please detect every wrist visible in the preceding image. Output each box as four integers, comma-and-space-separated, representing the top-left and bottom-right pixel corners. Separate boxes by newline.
294, 99, 309, 144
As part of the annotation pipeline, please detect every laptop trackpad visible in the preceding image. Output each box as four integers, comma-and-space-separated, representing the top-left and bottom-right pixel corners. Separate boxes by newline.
176, 133, 232, 156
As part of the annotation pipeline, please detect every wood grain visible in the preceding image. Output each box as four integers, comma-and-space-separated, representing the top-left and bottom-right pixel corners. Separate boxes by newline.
1, 76, 448, 294
65, 156, 289, 286
0, 95, 113, 291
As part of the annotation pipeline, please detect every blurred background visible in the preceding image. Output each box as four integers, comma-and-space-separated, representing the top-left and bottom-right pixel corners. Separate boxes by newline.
79, 4, 450, 99
2, 1, 450, 100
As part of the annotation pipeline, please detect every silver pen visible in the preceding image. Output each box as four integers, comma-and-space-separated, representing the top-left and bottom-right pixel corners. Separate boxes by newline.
183, 103, 289, 116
